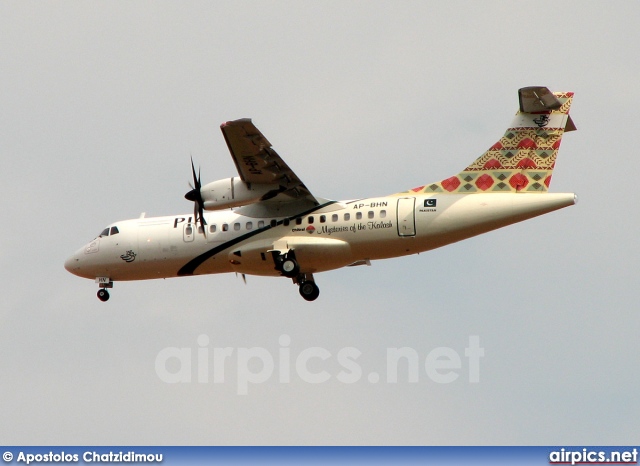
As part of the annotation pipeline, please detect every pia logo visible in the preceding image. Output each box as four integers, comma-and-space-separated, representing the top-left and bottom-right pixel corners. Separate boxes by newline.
533, 114, 550, 127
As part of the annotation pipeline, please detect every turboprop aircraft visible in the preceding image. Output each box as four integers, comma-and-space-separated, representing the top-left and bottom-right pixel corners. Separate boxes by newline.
65, 86, 577, 302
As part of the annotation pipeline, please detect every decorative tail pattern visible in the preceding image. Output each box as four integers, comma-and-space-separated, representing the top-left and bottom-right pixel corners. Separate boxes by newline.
403, 88, 575, 195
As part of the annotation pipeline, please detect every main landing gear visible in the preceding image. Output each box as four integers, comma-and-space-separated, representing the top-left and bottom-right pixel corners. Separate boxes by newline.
298, 278, 320, 301
271, 250, 300, 278
272, 251, 320, 301
96, 278, 113, 302
272, 250, 300, 278
282, 257, 300, 277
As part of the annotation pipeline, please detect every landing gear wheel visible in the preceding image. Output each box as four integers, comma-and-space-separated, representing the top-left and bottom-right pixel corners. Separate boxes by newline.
97, 289, 110, 302
282, 258, 300, 278
299, 281, 320, 301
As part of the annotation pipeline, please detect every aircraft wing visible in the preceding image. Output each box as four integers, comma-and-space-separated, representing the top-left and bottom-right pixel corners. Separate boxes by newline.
220, 119, 318, 206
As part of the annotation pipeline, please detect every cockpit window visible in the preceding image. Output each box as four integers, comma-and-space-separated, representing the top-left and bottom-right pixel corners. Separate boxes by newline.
110, 226, 119, 235
99, 228, 110, 237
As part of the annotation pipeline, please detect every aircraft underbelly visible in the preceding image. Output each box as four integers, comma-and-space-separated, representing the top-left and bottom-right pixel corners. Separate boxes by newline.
227, 236, 353, 276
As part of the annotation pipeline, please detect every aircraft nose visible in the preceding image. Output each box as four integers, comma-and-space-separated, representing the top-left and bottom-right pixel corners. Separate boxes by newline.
64, 253, 80, 275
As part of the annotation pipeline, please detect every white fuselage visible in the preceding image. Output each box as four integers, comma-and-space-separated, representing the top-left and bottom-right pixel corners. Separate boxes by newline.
64, 192, 576, 282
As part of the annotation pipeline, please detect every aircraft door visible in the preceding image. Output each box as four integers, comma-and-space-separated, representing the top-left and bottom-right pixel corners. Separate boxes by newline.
397, 198, 416, 236
183, 223, 195, 242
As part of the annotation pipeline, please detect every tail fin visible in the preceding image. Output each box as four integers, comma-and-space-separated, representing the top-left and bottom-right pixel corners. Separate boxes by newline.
410, 87, 575, 194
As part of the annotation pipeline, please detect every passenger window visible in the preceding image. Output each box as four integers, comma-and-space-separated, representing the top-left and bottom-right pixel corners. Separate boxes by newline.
100, 228, 110, 237
308, 216, 314, 225
234, 223, 240, 231
344, 213, 350, 221
296, 218, 303, 225
186, 225, 193, 235
110, 226, 119, 235
368, 211, 374, 219
270, 219, 277, 227
284, 219, 290, 226
356, 212, 362, 220
246, 222, 253, 230
209, 224, 217, 233
222, 224, 229, 232
258, 220, 265, 228
380, 210, 387, 219
332, 214, 338, 222
320, 215, 326, 223
197, 225, 204, 234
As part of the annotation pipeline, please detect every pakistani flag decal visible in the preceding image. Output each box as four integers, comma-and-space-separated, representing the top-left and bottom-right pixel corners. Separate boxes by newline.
424, 199, 437, 207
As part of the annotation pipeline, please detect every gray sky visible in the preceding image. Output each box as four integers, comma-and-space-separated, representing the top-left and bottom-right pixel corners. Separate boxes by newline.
1, 0, 639, 445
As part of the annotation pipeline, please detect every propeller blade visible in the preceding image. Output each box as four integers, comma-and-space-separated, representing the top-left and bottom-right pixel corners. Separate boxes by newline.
186, 157, 207, 235
198, 204, 207, 231
190, 157, 198, 188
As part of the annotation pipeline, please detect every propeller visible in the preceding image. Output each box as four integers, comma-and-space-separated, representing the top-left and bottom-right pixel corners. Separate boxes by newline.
185, 157, 207, 234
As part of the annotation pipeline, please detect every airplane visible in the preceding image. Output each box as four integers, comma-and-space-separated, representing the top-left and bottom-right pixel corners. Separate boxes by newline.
64, 86, 577, 302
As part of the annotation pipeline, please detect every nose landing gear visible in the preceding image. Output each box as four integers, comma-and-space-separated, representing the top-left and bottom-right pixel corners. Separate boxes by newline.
96, 277, 113, 302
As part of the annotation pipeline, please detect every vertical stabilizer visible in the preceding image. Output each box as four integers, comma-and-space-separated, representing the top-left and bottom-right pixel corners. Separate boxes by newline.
405, 87, 575, 194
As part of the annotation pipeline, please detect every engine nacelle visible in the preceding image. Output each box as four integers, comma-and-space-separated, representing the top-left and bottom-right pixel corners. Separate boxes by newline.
201, 177, 277, 210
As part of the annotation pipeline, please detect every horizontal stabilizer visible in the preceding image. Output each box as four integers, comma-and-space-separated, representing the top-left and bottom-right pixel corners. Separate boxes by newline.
518, 86, 562, 113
